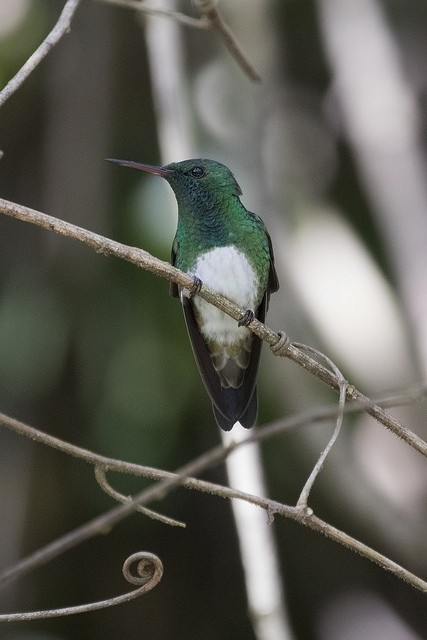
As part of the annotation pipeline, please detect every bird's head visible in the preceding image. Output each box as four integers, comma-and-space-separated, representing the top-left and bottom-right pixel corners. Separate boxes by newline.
106, 158, 242, 205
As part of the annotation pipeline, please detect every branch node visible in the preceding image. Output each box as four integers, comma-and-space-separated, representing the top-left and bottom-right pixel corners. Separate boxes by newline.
266, 507, 276, 525
270, 331, 291, 356
297, 505, 314, 521
94, 464, 186, 528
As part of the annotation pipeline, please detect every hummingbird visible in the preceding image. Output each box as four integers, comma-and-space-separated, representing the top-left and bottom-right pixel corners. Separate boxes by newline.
107, 158, 279, 430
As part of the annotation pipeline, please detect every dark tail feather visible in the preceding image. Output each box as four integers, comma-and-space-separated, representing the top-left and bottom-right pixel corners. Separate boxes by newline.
212, 405, 234, 431
239, 390, 258, 429
212, 387, 258, 431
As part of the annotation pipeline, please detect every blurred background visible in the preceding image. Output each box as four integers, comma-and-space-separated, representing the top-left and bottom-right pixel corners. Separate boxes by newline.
0, 0, 427, 638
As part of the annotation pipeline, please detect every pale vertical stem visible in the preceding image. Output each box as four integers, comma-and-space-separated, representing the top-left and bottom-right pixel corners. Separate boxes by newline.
222, 426, 295, 640
317, 0, 427, 378
142, 0, 195, 161
143, 3, 293, 638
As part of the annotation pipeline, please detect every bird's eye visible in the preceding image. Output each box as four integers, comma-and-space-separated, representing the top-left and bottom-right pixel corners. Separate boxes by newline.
190, 166, 205, 178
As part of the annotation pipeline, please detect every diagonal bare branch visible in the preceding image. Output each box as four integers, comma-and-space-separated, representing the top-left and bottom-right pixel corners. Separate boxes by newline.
101, 0, 261, 81
0, 410, 426, 595
94, 464, 186, 527
1, 196, 426, 458
0, 0, 83, 108
192, 0, 261, 81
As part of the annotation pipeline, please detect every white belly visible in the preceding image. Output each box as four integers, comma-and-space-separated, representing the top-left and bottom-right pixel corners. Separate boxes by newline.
187, 246, 259, 344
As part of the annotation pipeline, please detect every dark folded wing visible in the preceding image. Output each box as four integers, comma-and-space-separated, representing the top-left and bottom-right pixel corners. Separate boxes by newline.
181, 293, 267, 430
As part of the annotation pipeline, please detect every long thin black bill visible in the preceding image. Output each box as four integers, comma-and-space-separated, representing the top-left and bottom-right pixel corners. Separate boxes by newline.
105, 158, 173, 177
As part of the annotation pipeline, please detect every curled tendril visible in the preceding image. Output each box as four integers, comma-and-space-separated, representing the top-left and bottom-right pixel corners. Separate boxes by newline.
270, 331, 291, 356
0, 552, 163, 622
122, 552, 163, 586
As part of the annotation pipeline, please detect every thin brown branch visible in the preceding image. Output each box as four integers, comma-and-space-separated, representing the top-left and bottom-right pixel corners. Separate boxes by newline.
290, 512, 427, 593
294, 343, 347, 508
101, 0, 261, 82
0, 552, 163, 621
0, 426, 232, 591
1, 197, 426, 458
0, 0, 82, 108
94, 464, 186, 527
0, 410, 426, 594
193, 0, 261, 82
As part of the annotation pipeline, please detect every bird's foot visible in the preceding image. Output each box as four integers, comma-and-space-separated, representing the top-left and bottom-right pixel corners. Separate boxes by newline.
189, 276, 203, 297
238, 309, 255, 327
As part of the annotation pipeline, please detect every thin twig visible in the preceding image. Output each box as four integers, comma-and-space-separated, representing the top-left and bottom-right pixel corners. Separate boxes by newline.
286, 511, 427, 593
101, 0, 261, 81
192, 0, 261, 81
1, 382, 424, 490
294, 343, 347, 508
0, 432, 233, 591
269, 332, 427, 456
0, 552, 163, 621
0, 410, 426, 594
1, 197, 426, 458
0, 0, 82, 108
94, 465, 186, 527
